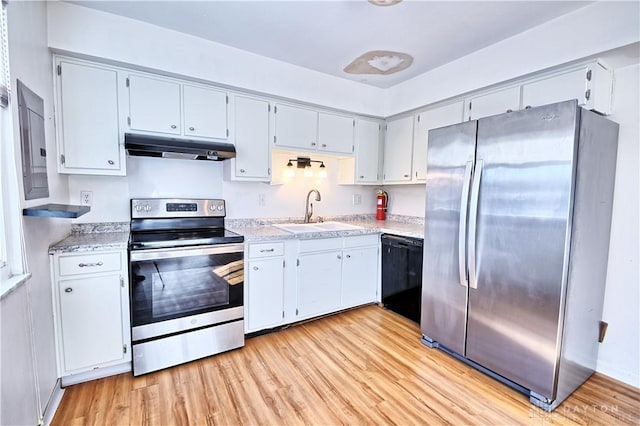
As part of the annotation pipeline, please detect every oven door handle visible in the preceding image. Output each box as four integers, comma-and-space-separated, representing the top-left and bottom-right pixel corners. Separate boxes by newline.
130, 243, 244, 261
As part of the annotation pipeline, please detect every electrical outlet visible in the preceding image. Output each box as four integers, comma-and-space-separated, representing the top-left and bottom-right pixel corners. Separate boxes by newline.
352, 194, 362, 205
258, 193, 266, 206
80, 191, 93, 206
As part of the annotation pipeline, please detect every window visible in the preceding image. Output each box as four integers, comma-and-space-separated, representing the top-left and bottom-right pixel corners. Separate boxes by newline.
1, 0, 29, 289
0, 0, 10, 276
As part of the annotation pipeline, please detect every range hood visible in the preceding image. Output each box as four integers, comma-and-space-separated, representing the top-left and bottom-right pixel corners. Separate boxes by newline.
124, 133, 236, 161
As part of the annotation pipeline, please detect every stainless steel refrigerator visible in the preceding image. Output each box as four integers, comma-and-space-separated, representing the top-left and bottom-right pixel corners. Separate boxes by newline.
421, 100, 619, 411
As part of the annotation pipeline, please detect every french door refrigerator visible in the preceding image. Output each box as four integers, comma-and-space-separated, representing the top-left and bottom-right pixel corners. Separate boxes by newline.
421, 100, 619, 411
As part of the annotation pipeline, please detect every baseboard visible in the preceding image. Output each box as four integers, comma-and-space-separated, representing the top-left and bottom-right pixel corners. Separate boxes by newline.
596, 361, 640, 389
61, 362, 131, 387
43, 379, 64, 426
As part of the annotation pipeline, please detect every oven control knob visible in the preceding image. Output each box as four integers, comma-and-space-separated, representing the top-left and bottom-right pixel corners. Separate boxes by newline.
134, 204, 142, 212
209, 204, 216, 211
144, 204, 151, 212
217, 205, 223, 211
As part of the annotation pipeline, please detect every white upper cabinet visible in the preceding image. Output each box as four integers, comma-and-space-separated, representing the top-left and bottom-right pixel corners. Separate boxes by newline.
521, 61, 612, 114
464, 86, 521, 121
231, 95, 271, 181
412, 101, 464, 181
127, 74, 228, 140
273, 104, 355, 154
183, 84, 228, 139
128, 74, 182, 135
318, 112, 354, 154
55, 58, 125, 175
383, 115, 414, 183
355, 118, 382, 183
273, 103, 318, 150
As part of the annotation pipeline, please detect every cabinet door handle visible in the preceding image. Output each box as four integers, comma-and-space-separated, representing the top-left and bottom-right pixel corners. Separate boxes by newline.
346, 254, 351, 259
525, 105, 532, 109
240, 169, 246, 173
403, 174, 409, 178
321, 144, 327, 148
189, 126, 195, 131
311, 142, 316, 146
259, 248, 275, 253
337, 254, 342, 259
78, 261, 103, 268
359, 175, 364, 179
170, 124, 177, 129
506, 109, 513, 113
64, 288, 73, 293
108, 160, 114, 165
252, 266, 259, 271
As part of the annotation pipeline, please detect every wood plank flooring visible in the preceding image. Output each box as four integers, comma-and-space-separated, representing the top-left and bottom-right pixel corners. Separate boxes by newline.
52, 305, 639, 425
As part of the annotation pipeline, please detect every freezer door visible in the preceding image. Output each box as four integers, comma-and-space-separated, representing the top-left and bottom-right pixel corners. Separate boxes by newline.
421, 120, 476, 355
465, 101, 579, 399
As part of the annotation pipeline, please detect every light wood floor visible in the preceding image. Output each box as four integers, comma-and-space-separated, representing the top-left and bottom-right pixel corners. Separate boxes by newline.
52, 305, 639, 425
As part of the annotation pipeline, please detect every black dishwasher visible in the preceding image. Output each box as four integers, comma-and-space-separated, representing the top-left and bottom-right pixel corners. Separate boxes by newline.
381, 234, 423, 323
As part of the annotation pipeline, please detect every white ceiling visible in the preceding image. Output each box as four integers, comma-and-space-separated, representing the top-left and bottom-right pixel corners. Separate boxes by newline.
69, 1, 591, 88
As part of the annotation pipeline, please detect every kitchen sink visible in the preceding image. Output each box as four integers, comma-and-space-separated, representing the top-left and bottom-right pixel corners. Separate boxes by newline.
273, 221, 362, 234
314, 221, 362, 231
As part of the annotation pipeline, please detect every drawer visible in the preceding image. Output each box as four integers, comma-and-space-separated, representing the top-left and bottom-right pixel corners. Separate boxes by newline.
58, 252, 122, 276
299, 238, 342, 253
249, 242, 284, 258
343, 234, 379, 248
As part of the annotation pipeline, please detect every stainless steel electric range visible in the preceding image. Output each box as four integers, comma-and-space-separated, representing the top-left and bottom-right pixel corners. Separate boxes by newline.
128, 198, 244, 376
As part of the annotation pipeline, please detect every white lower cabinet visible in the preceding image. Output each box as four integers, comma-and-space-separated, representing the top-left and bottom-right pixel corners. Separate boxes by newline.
245, 234, 379, 333
297, 249, 343, 319
246, 242, 285, 332
58, 275, 125, 372
51, 250, 131, 383
295, 235, 379, 321
341, 246, 378, 308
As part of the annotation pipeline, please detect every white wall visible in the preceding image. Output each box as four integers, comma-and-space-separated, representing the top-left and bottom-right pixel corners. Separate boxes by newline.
2, 1, 69, 424
70, 152, 378, 223
46, 1, 384, 117
384, 2, 640, 116
596, 64, 640, 387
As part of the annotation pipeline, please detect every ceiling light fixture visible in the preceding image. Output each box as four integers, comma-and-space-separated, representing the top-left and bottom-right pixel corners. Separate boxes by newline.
344, 50, 413, 75
368, 0, 402, 6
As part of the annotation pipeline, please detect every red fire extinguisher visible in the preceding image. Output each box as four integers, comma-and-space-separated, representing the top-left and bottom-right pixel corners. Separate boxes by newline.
376, 190, 388, 220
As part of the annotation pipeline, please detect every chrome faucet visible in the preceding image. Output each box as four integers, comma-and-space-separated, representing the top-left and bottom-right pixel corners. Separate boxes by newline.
304, 189, 322, 223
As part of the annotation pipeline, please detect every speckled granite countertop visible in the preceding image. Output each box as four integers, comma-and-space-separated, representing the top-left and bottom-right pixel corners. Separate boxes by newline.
48, 216, 425, 253
228, 215, 424, 242
48, 223, 130, 254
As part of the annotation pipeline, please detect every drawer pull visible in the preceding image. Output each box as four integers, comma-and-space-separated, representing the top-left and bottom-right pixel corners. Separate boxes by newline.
259, 248, 275, 253
78, 261, 104, 268
337, 254, 342, 259
252, 266, 259, 271
346, 254, 351, 259
64, 288, 73, 293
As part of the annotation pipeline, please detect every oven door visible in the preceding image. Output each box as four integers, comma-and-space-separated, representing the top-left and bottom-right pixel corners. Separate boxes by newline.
129, 243, 244, 341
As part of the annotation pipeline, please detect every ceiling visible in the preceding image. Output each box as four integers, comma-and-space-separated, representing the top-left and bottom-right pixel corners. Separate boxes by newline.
69, 1, 591, 89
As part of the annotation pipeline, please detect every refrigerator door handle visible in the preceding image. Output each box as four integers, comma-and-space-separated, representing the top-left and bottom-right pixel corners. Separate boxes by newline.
458, 161, 474, 287
468, 159, 483, 290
